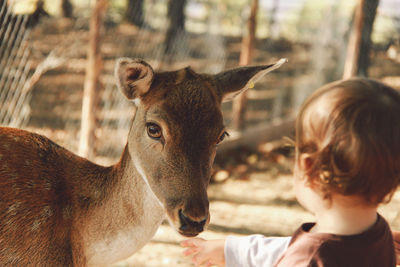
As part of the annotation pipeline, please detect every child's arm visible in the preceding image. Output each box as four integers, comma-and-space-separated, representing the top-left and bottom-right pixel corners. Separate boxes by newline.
224, 235, 291, 267
181, 235, 291, 267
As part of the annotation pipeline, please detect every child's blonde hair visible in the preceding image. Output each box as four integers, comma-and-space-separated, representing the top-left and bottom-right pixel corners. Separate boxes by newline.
296, 78, 400, 204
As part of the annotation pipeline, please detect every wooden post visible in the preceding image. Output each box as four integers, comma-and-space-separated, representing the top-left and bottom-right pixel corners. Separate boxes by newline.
79, 0, 107, 159
164, 0, 187, 55
343, 0, 365, 79
124, 0, 144, 27
232, 0, 258, 130
61, 0, 74, 18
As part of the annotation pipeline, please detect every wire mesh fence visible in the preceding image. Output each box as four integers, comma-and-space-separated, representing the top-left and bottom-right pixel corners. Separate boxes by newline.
0, 0, 32, 127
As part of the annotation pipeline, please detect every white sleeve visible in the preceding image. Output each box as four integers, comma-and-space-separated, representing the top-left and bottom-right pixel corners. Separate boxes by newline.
224, 235, 291, 267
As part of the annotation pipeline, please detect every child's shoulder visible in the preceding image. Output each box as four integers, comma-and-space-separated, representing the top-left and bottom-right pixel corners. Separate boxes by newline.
276, 217, 395, 267
305, 216, 394, 266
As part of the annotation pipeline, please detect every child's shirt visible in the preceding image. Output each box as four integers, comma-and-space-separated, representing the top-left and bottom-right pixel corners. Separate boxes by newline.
275, 214, 396, 267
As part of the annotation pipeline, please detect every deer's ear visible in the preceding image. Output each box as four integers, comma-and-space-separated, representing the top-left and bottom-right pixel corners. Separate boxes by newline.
215, 58, 287, 102
115, 58, 154, 100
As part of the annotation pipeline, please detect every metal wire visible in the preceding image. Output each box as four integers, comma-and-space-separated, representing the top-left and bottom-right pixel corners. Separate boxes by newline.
0, 1, 32, 127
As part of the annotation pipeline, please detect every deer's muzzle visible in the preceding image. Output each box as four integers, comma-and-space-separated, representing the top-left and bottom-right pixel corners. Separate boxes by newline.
178, 209, 208, 237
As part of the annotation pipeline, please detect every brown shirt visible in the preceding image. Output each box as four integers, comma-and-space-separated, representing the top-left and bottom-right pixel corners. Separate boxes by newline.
275, 214, 396, 267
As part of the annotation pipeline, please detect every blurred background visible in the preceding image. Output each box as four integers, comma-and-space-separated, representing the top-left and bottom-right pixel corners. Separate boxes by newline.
1, 0, 399, 266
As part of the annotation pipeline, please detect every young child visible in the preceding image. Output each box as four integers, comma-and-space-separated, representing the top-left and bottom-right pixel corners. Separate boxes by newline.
181, 78, 400, 267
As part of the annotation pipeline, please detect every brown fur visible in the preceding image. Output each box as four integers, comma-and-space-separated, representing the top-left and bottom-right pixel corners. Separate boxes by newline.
0, 128, 113, 266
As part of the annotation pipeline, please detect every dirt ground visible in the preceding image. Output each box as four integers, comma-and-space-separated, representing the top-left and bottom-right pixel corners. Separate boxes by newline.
16, 17, 400, 266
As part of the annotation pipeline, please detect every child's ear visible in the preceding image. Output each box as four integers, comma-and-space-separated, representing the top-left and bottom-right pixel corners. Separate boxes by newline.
299, 154, 314, 173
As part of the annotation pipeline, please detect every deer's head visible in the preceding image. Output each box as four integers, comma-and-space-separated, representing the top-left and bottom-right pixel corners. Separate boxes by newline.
115, 58, 286, 237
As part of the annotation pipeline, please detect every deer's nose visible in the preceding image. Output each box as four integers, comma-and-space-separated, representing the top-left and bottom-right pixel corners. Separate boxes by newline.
178, 209, 207, 234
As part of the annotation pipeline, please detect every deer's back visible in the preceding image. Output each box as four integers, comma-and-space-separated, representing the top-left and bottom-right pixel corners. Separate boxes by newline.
0, 127, 76, 266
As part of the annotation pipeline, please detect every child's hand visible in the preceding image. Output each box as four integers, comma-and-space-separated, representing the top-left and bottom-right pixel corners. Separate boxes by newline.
393, 231, 400, 265
181, 238, 226, 267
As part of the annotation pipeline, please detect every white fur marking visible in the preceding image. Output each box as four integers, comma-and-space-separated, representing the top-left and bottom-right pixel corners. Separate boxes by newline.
132, 154, 164, 208
31, 220, 41, 231
132, 98, 141, 106
86, 186, 165, 266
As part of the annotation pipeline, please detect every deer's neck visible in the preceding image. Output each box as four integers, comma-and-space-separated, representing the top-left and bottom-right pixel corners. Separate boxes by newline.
76, 146, 165, 266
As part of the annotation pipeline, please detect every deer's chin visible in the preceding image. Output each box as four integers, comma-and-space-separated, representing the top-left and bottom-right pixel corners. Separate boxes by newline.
173, 220, 206, 237
178, 230, 201, 238
165, 211, 207, 238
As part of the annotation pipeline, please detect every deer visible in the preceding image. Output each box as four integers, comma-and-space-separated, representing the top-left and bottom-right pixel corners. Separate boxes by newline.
0, 57, 286, 266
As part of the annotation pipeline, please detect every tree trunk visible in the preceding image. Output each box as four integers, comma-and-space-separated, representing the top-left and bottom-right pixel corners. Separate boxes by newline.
357, 0, 379, 77
28, 0, 50, 27
79, 0, 108, 159
164, 0, 187, 55
232, 0, 258, 130
61, 0, 73, 18
268, 0, 279, 39
343, 0, 379, 78
124, 0, 144, 27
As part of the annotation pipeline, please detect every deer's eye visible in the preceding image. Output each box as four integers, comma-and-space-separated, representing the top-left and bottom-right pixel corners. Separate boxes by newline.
217, 131, 229, 145
146, 123, 162, 140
